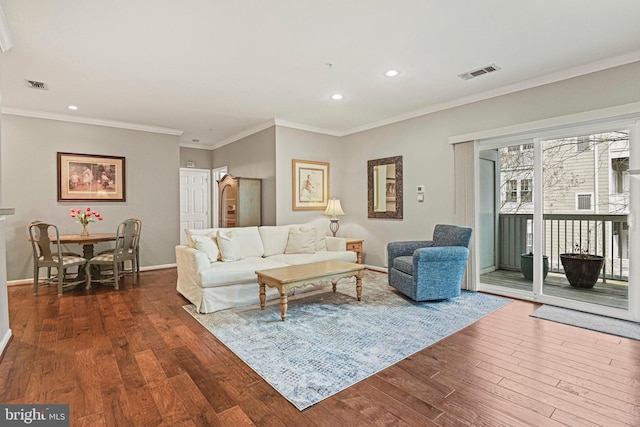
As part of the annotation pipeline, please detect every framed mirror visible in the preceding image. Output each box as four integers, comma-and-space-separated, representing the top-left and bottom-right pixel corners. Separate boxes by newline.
368, 155, 403, 219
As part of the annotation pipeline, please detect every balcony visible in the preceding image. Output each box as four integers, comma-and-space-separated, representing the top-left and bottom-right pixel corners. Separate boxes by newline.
480, 213, 629, 309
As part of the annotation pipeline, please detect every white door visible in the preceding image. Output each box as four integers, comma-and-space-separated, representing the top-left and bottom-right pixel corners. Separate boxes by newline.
179, 169, 211, 245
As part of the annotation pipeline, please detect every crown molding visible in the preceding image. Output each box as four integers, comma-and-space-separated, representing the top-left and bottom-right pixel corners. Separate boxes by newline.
340, 50, 640, 137
1, 107, 183, 136
204, 119, 276, 150
180, 142, 216, 150
179, 118, 342, 149
273, 119, 343, 137
0, 5, 13, 52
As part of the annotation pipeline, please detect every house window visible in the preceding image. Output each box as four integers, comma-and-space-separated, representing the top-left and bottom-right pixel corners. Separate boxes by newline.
507, 143, 534, 152
575, 136, 591, 153
506, 180, 518, 202
611, 157, 629, 194
521, 179, 532, 202
576, 193, 593, 211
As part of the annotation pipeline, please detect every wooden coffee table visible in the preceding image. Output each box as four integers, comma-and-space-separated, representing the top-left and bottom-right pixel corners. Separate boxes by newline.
256, 260, 365, 321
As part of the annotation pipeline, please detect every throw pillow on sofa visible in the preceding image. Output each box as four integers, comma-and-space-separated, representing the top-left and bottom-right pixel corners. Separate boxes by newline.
232, 226, 265, 258
217, 229, 244, 262
298, 223, 328, 251
185, 228, 219, 248
285, 226, 317, 254
191, 235, 220, 262
216, 227, 265, 261
259, 225, 291, 257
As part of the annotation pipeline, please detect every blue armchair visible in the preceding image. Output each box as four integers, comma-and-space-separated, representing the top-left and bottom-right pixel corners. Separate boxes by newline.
387, 224, 472, 301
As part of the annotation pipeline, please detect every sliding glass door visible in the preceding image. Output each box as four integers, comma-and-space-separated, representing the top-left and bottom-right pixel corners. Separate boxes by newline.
478, 141, 539, 299
477, 120, 638, 320
540, 131, 630, 310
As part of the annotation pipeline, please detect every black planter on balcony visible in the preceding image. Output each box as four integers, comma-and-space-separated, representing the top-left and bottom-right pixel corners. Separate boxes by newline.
520, 253, 549, 281
560, 253, 605, 288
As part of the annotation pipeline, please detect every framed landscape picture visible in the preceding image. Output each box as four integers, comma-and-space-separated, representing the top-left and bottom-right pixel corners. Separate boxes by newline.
57, 152, 126, 202
292, 159, 329, 210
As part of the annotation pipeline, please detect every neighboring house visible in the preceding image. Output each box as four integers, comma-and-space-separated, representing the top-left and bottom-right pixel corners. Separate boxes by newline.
498, 131, 630, 270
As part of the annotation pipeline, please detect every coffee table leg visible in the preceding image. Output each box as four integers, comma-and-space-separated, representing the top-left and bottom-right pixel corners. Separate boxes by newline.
332, 282, 337, 293
280, 293, 288, 321
356, 275, 362, 301
259, 283, 266, 309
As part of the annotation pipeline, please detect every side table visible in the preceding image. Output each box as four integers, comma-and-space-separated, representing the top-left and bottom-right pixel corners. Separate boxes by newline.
345, 238, 364, 264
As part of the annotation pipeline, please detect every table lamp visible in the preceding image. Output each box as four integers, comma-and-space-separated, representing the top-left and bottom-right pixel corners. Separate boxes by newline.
323, 198, 345, 237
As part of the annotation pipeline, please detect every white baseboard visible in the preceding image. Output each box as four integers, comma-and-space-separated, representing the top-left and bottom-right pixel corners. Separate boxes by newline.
365, 264, 387, 273
0, 328, 12, 358
8, 263, 178, 286
140, 263, 176, 271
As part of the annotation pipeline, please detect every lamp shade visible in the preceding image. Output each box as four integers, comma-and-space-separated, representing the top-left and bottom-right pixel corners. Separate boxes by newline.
323, 198, 345, 217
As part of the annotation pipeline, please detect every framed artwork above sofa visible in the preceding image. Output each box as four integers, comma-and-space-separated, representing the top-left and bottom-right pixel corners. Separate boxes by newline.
292, 159, 330, 210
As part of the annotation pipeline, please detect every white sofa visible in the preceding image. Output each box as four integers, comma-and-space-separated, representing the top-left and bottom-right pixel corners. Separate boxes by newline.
176, 224, 357, 313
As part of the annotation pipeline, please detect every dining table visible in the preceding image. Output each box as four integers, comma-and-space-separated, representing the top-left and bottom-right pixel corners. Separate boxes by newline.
50, 232, 117, 259
48, 232, 117, 281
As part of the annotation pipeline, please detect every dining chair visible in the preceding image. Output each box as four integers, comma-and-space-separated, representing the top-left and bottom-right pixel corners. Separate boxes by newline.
85, 218, 138, 290
96, 217, 142, 274
130, 218, 142, 274
28, 221, 88, 296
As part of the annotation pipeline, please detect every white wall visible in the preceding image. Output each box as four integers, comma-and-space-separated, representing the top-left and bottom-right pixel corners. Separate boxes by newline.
180, 147, 212, 169
1, 115, 181, 281
275, 127, 344, 233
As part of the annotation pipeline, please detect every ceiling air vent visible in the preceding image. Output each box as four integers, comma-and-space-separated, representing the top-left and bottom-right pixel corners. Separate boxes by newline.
457, 64, 501, 81
25, 79, 48, 90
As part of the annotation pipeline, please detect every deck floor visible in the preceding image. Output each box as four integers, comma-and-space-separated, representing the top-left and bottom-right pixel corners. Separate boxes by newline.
480, 269, 628, 309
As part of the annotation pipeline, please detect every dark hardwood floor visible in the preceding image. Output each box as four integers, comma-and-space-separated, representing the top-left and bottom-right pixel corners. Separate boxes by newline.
2, 268, 640, 426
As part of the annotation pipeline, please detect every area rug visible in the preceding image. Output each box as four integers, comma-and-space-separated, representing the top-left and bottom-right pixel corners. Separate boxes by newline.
531, 304, 640, 340
183, 271, 510, 410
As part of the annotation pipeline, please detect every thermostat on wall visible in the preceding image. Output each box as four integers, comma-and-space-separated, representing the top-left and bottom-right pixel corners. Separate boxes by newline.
417, 185, 425, 193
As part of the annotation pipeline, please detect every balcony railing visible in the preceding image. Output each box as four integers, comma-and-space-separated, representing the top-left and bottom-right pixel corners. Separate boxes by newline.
498, 213, 629, 282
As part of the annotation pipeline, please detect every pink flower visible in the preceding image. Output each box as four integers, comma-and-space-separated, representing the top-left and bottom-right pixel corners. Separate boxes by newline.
70, 207, 104, 225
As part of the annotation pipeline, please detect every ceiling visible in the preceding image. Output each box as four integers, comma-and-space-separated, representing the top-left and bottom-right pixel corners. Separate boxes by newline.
1, 1, 639, 149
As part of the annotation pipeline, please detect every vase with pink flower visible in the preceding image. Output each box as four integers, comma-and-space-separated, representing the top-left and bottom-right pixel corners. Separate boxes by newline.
70, 207, 103, 236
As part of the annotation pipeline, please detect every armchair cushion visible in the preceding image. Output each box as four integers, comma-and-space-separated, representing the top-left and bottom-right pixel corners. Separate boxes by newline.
392, 256, 413, 276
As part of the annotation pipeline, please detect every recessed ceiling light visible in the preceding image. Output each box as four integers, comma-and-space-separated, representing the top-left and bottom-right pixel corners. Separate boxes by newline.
384, 69, 400, 77
68, 105, 78, 110
330, 94, 343, 101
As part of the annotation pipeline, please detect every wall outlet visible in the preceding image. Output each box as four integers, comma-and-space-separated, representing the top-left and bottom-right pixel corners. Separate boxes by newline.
417, 185, 425, 193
